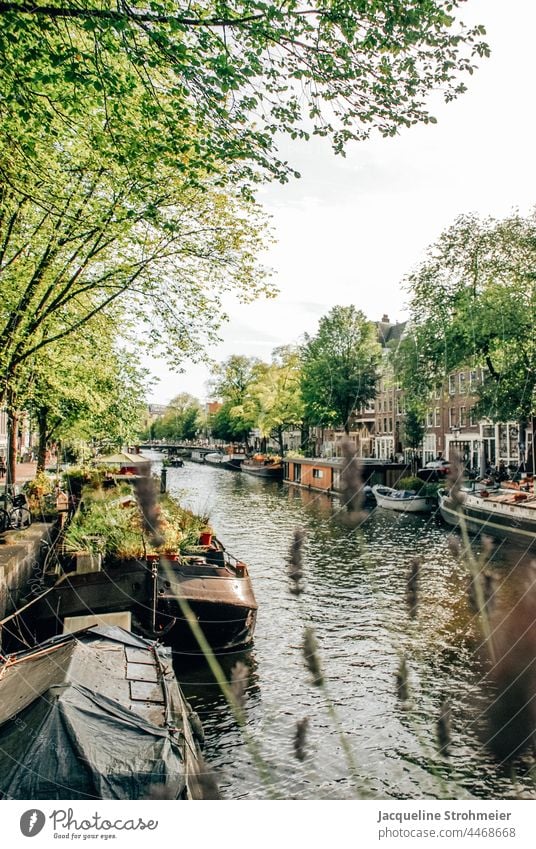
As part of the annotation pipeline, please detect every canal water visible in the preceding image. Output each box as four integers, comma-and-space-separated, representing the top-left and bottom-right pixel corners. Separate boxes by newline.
144, 452, 536, 800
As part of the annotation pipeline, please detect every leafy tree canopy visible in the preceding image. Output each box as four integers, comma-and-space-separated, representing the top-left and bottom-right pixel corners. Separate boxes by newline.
0, 1, 489, 189
0, 145, 269, 404
241, 346, 303, 455
403, 212, 536, 425
301, 305, 381, 433
150, 393, 203, 441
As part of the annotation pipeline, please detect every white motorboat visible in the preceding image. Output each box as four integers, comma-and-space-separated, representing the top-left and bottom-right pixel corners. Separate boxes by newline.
372, 484, 435, 514
204, 452, 225, 466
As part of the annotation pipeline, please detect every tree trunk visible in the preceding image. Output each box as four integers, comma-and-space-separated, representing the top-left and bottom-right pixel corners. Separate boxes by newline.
277, 426, 284, 458
6, 409, 18, 491
37, 406, 48, 472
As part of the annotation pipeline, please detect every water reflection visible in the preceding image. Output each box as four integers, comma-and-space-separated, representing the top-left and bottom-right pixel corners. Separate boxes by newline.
143, 452, 536, 799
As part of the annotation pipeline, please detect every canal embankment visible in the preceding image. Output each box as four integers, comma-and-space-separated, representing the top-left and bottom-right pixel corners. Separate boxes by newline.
0, 523, 55, 619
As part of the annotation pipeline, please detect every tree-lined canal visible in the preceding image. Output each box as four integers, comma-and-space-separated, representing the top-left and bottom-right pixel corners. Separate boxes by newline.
144, 452, 534, 800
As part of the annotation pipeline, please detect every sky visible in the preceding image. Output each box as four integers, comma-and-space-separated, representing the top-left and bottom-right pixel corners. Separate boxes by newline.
145, 0, 536, 405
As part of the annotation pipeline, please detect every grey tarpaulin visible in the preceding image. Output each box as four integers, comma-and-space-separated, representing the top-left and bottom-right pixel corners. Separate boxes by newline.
0, 626, 203, 799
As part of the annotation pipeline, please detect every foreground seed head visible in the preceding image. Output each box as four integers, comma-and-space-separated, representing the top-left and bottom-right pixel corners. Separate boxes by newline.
303, 627, 324, 687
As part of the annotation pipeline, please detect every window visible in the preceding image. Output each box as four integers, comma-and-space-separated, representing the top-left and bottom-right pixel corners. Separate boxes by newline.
384, 418, 388, 433
459, 372, 466, 395
469, 408, 476, 427
435, 385, 442, 400
434, 407, 441, 427
389, 418, 393, 432
388, 397, 393, 412
312, 468, 324, 479
469, 370, 477, 392
448, 375, 456, 395
427, 410, 433, 427
460, 406, 467, 427
449, 407, 457, 428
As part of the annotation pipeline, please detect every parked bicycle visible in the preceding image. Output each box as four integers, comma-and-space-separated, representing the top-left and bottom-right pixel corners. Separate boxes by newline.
0, 492, 32, 532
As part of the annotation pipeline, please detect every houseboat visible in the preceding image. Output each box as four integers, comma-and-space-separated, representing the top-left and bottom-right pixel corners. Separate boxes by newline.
438, 487, 536, 548
284, 457, 411, 494
1, 541, 258, 657
0, 625, 204, 799
241, 455, 284, 480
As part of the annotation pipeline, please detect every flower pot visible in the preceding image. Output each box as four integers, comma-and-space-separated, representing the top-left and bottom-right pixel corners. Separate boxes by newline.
199, 531, 212, 546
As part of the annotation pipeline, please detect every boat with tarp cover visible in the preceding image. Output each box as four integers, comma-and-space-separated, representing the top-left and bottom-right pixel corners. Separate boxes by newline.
0, 625, 204, 799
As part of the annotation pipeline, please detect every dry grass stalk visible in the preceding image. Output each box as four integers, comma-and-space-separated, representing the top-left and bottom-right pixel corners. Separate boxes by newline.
339, 437, 366, 524
437, 699, 452, 752
406, 556, 421, 618
481, 563, 536, 762
133, 470, 165, 547
197, 756, 222, 800
287, 527, 306, 596
396, 657, 409, 701
447, 535, 461, 558
446, 450, 464, 508
294, 717, 309, 761
303, 627, 324, 687
230, 661, 249, 710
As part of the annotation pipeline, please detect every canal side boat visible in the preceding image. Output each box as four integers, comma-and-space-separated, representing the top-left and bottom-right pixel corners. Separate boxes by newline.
0, 624, 205, 799
438, 487, 536, 547
204, 451, 225, 466
241, 455, 284, 480
163, 456, 184, 468
221, 446, 247, 471
1, 539, 258, 657
372, 484, 435, 514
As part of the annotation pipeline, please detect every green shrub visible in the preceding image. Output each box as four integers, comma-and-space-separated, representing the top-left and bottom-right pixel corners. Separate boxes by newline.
395, 476, 425, 493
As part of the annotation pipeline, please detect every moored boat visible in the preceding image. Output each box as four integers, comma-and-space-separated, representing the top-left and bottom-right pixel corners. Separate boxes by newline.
222, 445, 247, 471
163, 455, 184, 467
0, 625, 205, 799
372, 484, 435, 513
1, 538, 258, 657
241, 455, 284, 480
204, 451, 225, 466
190, 449, 207, 463
438, 487, 536, 548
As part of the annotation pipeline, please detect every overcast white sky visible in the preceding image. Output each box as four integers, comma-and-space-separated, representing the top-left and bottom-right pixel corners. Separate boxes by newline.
146, 0, 536, 404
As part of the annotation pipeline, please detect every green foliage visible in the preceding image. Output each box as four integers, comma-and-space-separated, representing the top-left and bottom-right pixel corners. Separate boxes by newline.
403, 212, 536, 424
0, 152, 270, 404
403, 404, 426, 450
63, 466, 106, 498
0, 2, 489, 190
301, 306, 381, 433
62, 486, 205, 558
396, 476, 424, 493
211, 402, 249, 443
150, 393, 203, 441
210, 355, 260, 443
241, 346, 304, 455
